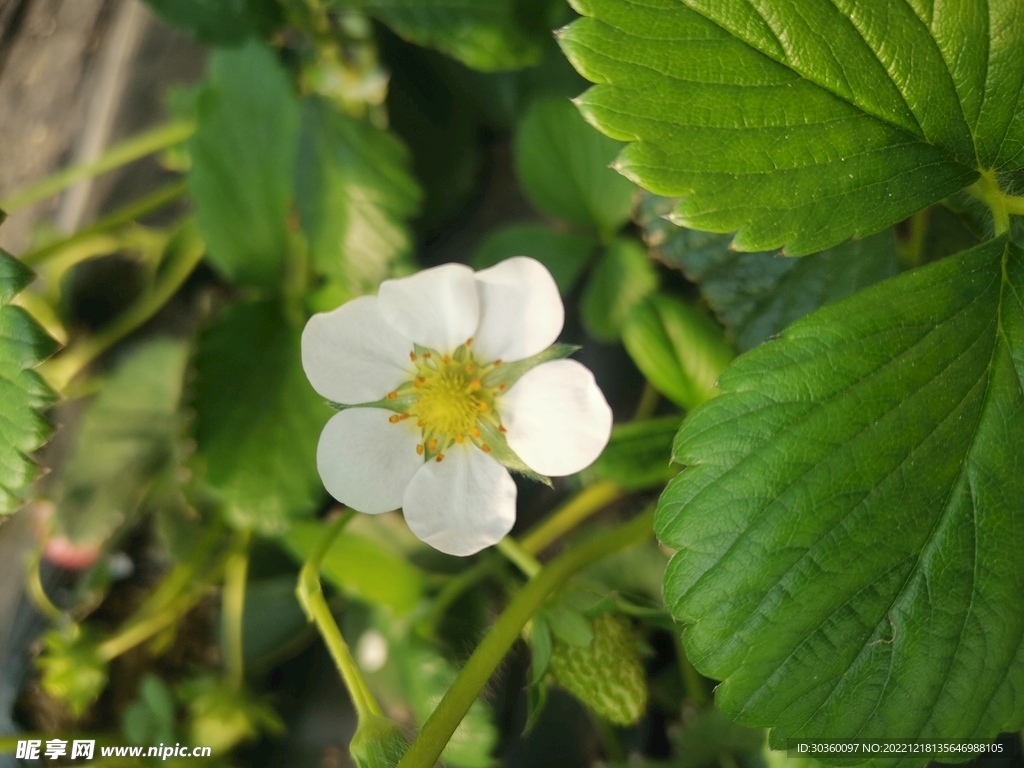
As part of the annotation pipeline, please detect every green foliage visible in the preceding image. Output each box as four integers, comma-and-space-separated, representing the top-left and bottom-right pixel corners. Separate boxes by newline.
193, 302, 328, 534
473, 223, 596, 295
179, 675, 284, 755
588, 416, 680, 490
333, 0, 552, 71
283, 521, 424, 614
296, 98, 422, 295
122, 674, 177, 747
559, 0, 1024, 254
188, 41, 300, 291
36, 626, 108, 717
658, 238, 1024, 749
548, 613, 647, 725
581, 238, 658, 341
620, 707, 765, 768
514, 97, 636, 232
142, 0, 281, 45
622, 293, 733, 411
0, 249, 56, 513
638, 195, 901, 351
47, 340, 189, 548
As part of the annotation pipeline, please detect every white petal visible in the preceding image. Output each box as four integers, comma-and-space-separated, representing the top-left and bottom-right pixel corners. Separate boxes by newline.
472, 256, 564, 363
402, 445, 517, 556
377, 263, 480, 353
302, 296, 414, 404
501, 359, 613, 477
317, 408, 423, 514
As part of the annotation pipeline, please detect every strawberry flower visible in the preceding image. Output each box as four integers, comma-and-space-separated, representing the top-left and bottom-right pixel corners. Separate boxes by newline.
301, 258, 613, 556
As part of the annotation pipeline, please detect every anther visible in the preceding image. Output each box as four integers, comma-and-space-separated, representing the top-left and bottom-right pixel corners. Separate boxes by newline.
493, 359, 502, 367
442, 355, 451, 364
409, 351, 418, 361
469, 379, 481, 391
388, 415, 400, 424
498, 383, 507, 391
416, 444, 424, 455
455, 434, 465, 444
481, 444, 491, 453
477, 402, 489, 411
498, 425, 507, 434
466, 338, 474, 347
423, 352, 432, 359
387, 391, 398, 401
470, 427, 481, 438
466, 363, 475, 373
417, 419, 426, 428
436, 453, 445, 462
428, 438, 438, 452
400, 412, 411, 420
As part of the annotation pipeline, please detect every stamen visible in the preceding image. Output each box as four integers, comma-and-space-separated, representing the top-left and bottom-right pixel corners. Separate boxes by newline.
477, 402, 489, 411
498, 425, 507, 434
400, 412, 411, 420
481, 444, 491, 453
442, 355, 451, 364
455, 434, 464, 444
417, 419, 426, 427
428, 438, 438, 452
466, 337, 474, 347
436, 453, 445, 462
410, 351, 418, 362
466, 363, 475, 373
493, 359, 502, 367
469, 379, 481, 391
470, 427, 481, 438
416, 444, 424, 455
388, 414, 401, 424
387, 391, 398, 401
423, 352, 432, 359
498, 383, 507, 391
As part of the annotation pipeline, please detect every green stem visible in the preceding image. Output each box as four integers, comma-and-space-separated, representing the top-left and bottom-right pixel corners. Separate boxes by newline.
222, 528, 252, 691
634, 380, 661, 420
40, 219, 205, 392
1006, 195, 1024, 216
967, 170, 1011, 236
0, 121, 194, 214
897, 208, 931, 269
20, 180, 187, 268
519, 481, 624, 555
495, 537, 541, 578
397, 506, 655, 768
25, 551, 64, 622
297, 510, 383, 721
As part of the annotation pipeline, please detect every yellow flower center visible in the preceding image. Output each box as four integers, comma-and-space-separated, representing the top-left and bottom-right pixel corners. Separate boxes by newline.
385, 339, 507, 462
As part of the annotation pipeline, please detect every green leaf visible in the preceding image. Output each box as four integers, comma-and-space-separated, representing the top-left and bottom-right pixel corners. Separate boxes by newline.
334, 0, 548, 71
658, 238, 1024, 752
638, 195, 900, 351
581, 238, 658, 341
530, 615, 553, 685
0, 250, 57, 513
559, 0, 1024, 254
283, 520, 424, 614
671, 707, 766, 768
473, 223, 596, 295
122, 674, 177, 747
296, 98, 422, 295
193, 302, 328, 534
543, 603, 594, 647
188, 41, 300, 291
241, 576, 314, 673
48, 340, 190, 548
622, 293, 733, 410
588, 416, 681, 490
514, 97, 636, 231
142, 0, 281, 45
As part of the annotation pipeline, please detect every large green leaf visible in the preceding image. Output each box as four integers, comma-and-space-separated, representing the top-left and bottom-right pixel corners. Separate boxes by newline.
296, 99, 421, 296
559, 0, 1024, 254
142, 0, 281, 45
188, 41, 299, 291
0, 250, 57, 513
193, 302, 328, 534
658, 238, 1024, 754
333, 0, 549, 71
48, 340, 189, 548
514, 97, 636, 232
638, 196, 899, 351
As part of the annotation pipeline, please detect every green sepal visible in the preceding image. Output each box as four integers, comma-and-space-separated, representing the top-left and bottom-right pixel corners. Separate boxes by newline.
481, 342, 580, 390
530, 615, 553, 685
179, 674, 284, 755
349, 714, 410, 768
476, 419, 552, 487
35, 625, 109, 717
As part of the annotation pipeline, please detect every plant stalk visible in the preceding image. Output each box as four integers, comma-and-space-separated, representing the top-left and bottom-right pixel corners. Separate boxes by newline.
397, 505, 655, 768
0, 121, 194, 214
296, 510, 383, 721
519, 480, 624, 555
222, 528, 252, 691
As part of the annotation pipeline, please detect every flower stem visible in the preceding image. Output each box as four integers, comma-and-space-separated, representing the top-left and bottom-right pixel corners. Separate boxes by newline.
25, 551, 64, 622
40, 218, 205, 393
0, 120, 194, 214
1006, 195, 1024, 216
20, 180, 187, 268
296, 510, 383, 721
222, 528, 252, 692
495, 537, 541, 578
519, 480, 624, 555
396, 505, 655, 768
